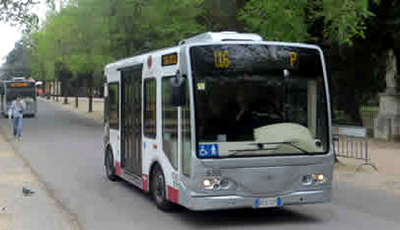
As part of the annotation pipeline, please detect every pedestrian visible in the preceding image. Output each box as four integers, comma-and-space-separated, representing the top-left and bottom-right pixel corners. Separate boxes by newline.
8, 95, 25, 141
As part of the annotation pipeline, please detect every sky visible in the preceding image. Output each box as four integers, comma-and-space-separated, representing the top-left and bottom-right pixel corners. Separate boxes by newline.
0, 0, 48, 65
0, 24, 21, 64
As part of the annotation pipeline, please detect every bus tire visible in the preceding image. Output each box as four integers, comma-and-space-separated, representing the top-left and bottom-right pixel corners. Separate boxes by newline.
105, 149, 118, 181
150, 164, 174, 211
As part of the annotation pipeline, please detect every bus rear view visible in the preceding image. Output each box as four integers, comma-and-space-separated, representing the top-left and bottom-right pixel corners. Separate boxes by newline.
1, 79, 37, 117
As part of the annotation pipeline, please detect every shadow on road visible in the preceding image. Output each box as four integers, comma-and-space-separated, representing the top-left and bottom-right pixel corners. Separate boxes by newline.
172, 207, 321, 228
118, 178, 321, 228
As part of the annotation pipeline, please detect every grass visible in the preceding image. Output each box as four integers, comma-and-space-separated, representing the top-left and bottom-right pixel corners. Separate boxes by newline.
360, 106, 379, 119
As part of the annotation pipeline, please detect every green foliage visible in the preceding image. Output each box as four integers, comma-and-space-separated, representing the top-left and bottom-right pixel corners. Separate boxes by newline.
238, 0, 375, 45
0, 0, 39, 30
238, 0, 309, 42
321, 0, 374, 45
3, 38, 31, 78
25, 0, 203, 81
198, 0, 245, 31
139, 0, 205, 50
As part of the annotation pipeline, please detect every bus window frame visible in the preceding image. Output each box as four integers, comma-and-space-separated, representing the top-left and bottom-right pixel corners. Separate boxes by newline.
108, 82, 120, 130
143, 78, 157, 139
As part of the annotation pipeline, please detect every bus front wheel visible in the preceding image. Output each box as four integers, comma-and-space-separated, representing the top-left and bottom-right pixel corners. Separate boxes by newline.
150, 164, 173, 211
105, 149, 118, 181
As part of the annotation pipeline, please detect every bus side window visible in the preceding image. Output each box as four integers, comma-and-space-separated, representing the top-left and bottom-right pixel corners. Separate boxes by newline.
109, 83, 119, 130
104, 94, 110, 123
162, 77, 191, 175
144, 78, 157, 138
162, 77, 178, 169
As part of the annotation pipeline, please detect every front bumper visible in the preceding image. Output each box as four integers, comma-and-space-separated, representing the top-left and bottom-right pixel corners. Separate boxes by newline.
186, 189, 331, 211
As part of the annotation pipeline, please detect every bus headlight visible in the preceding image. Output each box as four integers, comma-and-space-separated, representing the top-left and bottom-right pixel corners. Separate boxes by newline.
202, 177, 236, 190
202, 178, 219, 190
301, 175, 313, 185
203, 179, 212, 188
301, 174, 326, 185
317, 174, 325, 182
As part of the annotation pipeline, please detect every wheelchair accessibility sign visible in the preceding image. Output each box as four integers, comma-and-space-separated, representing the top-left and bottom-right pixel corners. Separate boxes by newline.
198, 144, 219, 158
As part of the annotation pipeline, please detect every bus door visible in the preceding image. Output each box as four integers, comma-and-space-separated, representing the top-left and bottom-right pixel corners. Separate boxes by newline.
120, 65, 143, 176
0, 84, 3, 112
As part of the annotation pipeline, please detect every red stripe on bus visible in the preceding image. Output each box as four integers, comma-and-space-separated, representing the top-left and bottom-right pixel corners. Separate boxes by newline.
142, 174, 149, 191
167, 186, 179, 204
115, 162, 121, 176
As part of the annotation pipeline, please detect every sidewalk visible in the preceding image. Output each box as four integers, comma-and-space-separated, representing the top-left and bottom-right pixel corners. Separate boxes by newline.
0, 127, 80, 230
40, 97, 103, 123
334, 139, 400, 195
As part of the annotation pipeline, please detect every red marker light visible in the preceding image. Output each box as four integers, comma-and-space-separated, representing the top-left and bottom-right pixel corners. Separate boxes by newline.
147, 55, 152, 69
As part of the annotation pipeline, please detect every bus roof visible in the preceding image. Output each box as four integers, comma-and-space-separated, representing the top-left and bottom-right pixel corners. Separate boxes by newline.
105, 32, 263, 70
104, 31, 323, 72
105, 46, 180, 72
178, 31, 263, 45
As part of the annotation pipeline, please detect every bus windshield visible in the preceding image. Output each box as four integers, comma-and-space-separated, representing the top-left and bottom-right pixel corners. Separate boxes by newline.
190, 44, 329, 158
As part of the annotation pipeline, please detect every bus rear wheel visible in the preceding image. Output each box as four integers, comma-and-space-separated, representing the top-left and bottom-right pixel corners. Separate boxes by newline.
150, 164, 173, 211
105, 149, 118, 181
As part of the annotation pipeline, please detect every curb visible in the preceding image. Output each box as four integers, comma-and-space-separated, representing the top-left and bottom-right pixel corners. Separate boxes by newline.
0, 125, 83, 230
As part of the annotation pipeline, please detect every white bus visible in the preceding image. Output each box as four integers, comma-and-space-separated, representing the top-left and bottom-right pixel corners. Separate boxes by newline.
0, 78, 37, 117
103, 32, 333, 211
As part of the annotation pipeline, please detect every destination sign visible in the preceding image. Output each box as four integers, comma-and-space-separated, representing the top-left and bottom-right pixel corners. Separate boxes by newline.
10, 82, 29, 87
162, 53, 178, 66
190, 45, 322, 77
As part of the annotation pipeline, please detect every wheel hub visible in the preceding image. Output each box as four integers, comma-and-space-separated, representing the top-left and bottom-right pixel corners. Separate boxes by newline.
156, 174, 164, 198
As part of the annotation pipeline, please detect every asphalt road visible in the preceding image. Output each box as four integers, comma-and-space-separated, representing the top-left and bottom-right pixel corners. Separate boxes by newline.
1, 99, 399, 230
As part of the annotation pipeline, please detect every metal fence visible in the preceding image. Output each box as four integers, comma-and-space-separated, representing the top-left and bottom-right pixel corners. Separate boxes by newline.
334, 107, 379, 136
376, 118, 400, 140
332, 126, 378, 172
362, 118, 400, 141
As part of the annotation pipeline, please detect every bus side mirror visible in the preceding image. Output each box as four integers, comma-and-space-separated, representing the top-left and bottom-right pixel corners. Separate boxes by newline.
104, 83, 108, 97
170, 70, 186, 107
283, 69, 290, 79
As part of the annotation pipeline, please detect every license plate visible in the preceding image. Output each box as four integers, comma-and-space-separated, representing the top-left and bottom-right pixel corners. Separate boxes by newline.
255, 197, 282, 208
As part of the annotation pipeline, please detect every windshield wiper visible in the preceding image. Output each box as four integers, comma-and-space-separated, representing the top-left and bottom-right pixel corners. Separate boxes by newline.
248, 141, 310, 154
228, 147, 279, 157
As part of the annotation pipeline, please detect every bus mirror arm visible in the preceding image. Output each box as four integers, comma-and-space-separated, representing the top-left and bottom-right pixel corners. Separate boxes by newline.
171, 70, 186, 107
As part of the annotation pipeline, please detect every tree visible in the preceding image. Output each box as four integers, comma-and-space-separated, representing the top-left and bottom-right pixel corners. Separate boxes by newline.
3, 39, 31, 78
197, 0, 246, 31
136, 0, 204, 52
238, 0, 309, 42
0, 0, 38, 28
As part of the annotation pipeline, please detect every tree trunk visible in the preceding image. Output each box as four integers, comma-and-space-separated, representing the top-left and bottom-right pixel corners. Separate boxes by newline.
46, 81, 50, 99
86, 74, 94, 112
63, 78, 69, 104
75, 86, 79, 108
342, 89, 363, 126
55, 80, 59, 101
52, 80, 56, 100
56, 80, 58, 101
